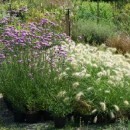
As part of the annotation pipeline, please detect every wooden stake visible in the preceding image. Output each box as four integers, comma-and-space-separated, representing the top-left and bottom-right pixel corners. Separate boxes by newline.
97, 0, 99, 24
65, 9, 71, 36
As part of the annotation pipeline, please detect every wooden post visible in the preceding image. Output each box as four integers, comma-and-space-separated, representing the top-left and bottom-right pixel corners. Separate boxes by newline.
65, 9, 71, 36
97, 0, 99, 24
9, 2, 12, 23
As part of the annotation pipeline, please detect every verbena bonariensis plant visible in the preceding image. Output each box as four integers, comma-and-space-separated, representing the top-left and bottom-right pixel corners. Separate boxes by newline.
0, 18, 72, 113
0, 17, 9, 35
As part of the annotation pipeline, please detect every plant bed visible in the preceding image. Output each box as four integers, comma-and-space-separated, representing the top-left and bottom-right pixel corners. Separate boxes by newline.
66, 112, 74, 121
3, 97, 13, 112
73, 111, 116, 126
73, 113, 95, 126
1, 14, 130, 130
96, 113, 116, 124
54, 116, 66, 129
25, 111, 40, 123
13, 110, 26, 123
40, 110, 53, 122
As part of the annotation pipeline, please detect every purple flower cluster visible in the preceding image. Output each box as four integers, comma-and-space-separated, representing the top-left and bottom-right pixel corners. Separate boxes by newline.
55, 45, 67, 58
1, 18, 69, 68
0, 17, 17, 36
0, 54, 5, 59
0, 17, 9, 25
2, 19, 67, 50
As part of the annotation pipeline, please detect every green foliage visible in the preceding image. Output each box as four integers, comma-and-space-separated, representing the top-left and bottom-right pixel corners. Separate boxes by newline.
65, 43, 130, 118
72, 19, 116, 44
47, 82, 74, 117
0, 47, 73, 116
0, 17, 77, 118
75, 1, 113, 21
1, 0, 130, 124
0, 54, 40, 112
113, 3, 130, 34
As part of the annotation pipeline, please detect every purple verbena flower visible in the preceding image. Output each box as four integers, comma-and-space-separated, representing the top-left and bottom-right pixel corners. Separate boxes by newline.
0, 54, 5, 59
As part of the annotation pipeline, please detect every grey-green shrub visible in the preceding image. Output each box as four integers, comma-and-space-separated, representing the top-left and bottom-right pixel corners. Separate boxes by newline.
72, 20, 116, 44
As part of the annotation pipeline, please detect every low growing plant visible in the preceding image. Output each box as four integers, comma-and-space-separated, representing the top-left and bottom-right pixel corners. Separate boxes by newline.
47, 77, 74, 117
106, 34, 130, 54
72, 19, 116, 44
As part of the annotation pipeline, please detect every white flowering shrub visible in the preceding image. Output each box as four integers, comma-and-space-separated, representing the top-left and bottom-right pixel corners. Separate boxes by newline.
61, 41, 130, 119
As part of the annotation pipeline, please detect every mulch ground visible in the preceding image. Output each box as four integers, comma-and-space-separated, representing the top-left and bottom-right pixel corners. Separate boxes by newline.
0, 94, 53, 130
0, 93, 129, 130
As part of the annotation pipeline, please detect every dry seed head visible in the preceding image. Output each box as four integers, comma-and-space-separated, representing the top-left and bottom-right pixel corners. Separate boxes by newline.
110, 111, 115, 119
91, 109, 97, 114
104, 90, 110, 94
57, 90, 66, 97
72, 82, 79, 88
124, 100, 129, 106
87, 87, 93, 91
85, 73, 91, 78
75, 92, 84, 101
63, 97, 69, 102
93, 116, 98, 123
59, 72, 68, 79
100, 102, 106, 111
113, 105, 120, 111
